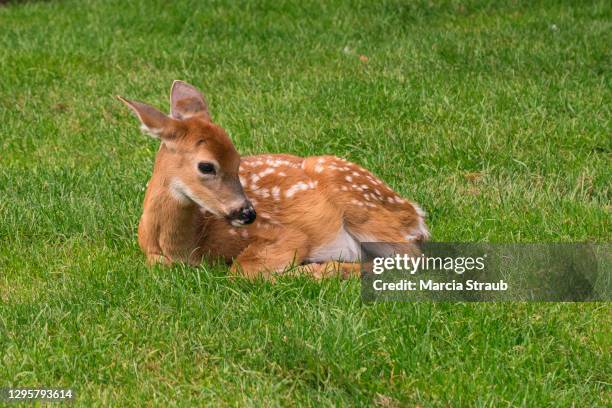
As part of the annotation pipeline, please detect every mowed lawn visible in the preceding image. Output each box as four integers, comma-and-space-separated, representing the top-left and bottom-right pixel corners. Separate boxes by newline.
0, 0, 610, 406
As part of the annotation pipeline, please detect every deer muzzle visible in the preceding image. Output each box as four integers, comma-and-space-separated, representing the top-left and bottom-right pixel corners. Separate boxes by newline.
228, 201, 256, 226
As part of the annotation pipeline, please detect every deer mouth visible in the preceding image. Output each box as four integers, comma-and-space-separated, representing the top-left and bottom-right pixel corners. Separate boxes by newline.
230, 219, 248, 227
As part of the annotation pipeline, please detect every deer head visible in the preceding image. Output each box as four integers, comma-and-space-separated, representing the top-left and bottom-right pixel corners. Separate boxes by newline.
118, 81, 256, 226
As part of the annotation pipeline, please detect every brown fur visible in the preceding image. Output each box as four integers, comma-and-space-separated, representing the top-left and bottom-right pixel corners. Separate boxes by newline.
119, 81, 429, 279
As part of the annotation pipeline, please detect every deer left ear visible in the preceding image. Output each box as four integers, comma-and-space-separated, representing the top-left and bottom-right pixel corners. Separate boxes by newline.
170, 80, 211, 120
117, 96, 179, 140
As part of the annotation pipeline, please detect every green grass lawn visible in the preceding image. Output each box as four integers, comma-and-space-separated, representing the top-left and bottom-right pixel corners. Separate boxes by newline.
0, 0, 610, 406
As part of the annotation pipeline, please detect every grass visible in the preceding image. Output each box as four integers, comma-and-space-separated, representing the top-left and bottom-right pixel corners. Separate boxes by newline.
0, 0, 610, 406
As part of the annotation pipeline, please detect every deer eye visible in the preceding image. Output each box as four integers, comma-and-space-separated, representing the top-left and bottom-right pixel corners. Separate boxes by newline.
198, 162, 216, 175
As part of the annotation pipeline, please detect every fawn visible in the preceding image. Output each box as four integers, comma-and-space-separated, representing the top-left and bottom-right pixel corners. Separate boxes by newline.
118, 81, 429, 279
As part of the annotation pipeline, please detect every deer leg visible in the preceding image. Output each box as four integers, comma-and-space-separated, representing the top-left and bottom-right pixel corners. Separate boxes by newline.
232, 256, 362, 280
296, 261, 362, 279
230, 229, 310, 280
146, 253, 173, 266
230, 230, 362, 280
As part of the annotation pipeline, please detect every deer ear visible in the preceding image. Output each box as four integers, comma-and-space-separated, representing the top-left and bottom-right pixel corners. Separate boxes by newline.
117, 96, 178, 139
170, 80, 211, 120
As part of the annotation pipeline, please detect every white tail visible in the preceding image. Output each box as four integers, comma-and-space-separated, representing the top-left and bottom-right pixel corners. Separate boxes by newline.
118, 81, 429, 279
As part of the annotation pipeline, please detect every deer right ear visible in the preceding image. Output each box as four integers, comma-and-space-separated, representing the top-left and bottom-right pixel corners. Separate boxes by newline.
117, 96, 179, 140
170, 80, 211, 120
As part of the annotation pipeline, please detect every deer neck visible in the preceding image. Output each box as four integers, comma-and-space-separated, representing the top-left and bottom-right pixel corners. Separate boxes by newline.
138, 149, 205, 264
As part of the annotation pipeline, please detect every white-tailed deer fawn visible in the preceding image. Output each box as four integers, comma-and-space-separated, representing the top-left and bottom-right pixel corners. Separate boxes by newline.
118, 81, 429, 279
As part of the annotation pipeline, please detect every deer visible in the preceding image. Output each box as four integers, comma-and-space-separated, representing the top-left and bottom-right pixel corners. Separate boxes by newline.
117, 81, 429, 280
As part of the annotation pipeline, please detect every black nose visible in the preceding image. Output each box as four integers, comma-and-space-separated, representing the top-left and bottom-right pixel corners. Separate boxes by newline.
240, 206, 256, 224
231, 204, 256, 224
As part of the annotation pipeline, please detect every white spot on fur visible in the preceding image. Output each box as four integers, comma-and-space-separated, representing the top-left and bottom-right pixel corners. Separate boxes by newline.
314, 164, 324, 173
259, 168, 275, 178
255, 188, 270, 198
350, 198, 364, 207
272, 186, 281, 201
285, 182, 309, 197
345, 175, 353, 182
